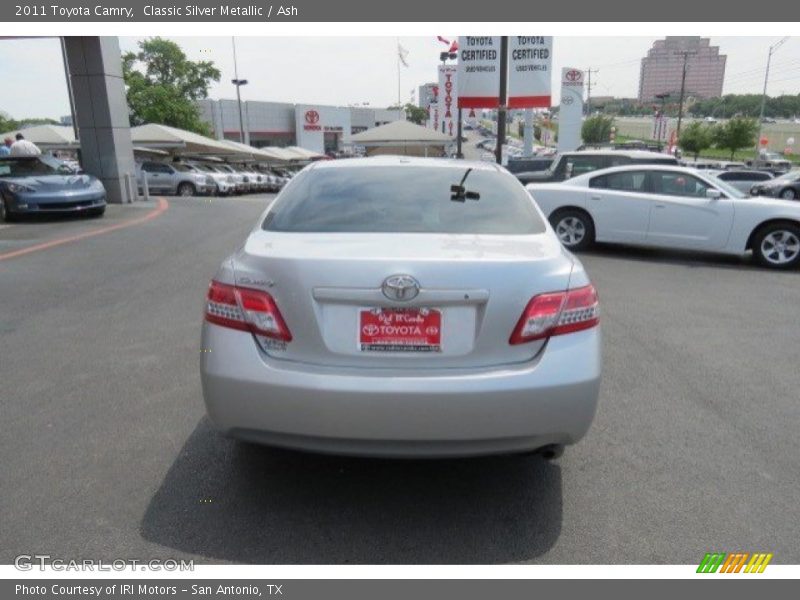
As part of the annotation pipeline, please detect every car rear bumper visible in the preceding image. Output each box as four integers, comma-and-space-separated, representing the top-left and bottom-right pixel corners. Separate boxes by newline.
200, 324, 601, 458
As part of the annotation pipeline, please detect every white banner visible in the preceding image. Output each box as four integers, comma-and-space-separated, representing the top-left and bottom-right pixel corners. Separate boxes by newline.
428, 84, 440, 130
508, 36, 553, 109
457, 36, 501, 109
557, 67, 584, 153
438, 64, 458, 137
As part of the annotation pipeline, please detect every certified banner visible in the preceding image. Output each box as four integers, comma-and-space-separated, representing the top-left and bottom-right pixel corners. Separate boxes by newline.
557, 67, 584, 153
438, 64, 459, 137
508, 36, 553, 109
457, 36, 501, 109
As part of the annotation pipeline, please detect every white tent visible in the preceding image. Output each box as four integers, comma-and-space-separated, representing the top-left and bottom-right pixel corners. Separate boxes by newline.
284, 146, 325, 160
0, 124, 77, 149
221, 140, 295, 163
262, 146, 307, 161
130, 124, 237, 155
350, 120, 454, 157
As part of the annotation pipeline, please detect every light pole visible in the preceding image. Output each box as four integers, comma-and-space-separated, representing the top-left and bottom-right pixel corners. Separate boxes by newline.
755, 37, 789, 159
231, 37, 248, 144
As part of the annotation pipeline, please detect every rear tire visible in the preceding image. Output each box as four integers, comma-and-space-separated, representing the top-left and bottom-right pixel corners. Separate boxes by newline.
752, 222, 800, 269
177, 182, 196, 197
549, 209, 595, 251
780, 188, 797, 200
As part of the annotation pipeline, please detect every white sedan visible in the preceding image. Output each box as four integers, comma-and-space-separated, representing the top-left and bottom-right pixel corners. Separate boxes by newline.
527, 164, 800, 269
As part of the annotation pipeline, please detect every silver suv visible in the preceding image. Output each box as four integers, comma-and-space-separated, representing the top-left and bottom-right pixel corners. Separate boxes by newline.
136, 161, 215, 197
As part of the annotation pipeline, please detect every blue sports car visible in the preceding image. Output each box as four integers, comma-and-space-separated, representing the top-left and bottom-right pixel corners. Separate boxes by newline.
0, 156, 106, 222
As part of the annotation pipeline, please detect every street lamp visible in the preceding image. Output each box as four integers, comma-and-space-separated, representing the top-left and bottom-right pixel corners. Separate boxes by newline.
231, 37, 248, 144
755, 37, 789, 159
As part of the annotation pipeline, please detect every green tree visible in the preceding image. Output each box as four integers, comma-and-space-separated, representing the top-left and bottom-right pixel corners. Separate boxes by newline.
122, 37, 220, 134
581, 115, 614, 145
712, 117, 758, 160
403, 103, 429, 125
678, 121, 715, 160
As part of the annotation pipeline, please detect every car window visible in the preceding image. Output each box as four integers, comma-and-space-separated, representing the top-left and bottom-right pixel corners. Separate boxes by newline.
589, 171, 648, 192
651, 171, 713, 198
142, 162, 171, 173
264, 166, 546, 235
606, 156, 631, 168
566, 156, 605, 177
0, 157, 62, 177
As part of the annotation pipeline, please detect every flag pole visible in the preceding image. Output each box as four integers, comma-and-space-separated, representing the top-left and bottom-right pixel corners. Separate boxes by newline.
397, 37, 401, 108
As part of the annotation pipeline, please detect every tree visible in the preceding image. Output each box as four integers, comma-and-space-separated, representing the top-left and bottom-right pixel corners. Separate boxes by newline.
122, 37, 220, 134
678, 121, 715, 160
712, 117, 758, 160
402, 103, 429, 125
581, 115, 614, 145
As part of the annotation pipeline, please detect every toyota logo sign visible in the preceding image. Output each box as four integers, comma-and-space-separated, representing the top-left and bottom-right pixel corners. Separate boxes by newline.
305, 110, 320, 125
381, 275, 420, 301
565, 69, 583, 82
562, 96, 574, 105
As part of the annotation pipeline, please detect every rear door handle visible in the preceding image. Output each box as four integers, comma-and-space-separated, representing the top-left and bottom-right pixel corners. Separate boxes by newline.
654, 204, 665, 208
590, 194, 602, 201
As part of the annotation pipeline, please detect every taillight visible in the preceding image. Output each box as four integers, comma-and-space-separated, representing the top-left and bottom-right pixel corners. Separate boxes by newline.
509, 284, 599, 345
205, 280, 292, 341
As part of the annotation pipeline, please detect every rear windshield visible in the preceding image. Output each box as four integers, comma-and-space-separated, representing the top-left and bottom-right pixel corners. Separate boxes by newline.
263, 165, 546, 234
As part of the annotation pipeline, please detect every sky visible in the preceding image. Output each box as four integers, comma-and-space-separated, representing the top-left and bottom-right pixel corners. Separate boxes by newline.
1, 36, 799, 121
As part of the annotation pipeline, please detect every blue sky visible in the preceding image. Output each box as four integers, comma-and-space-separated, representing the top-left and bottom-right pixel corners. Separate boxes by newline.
1, 36, 798, 121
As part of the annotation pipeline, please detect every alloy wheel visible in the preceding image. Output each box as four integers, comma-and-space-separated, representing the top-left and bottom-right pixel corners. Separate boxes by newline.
555, 216, 586, 247
760, 230, 800, 265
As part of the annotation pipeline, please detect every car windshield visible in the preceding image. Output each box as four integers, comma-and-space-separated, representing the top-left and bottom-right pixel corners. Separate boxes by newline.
773, 172, 800, 183
264, 165, 546, 235
173, 164, 194, 172
709, 176, 747, 199
0, 156, 71, 177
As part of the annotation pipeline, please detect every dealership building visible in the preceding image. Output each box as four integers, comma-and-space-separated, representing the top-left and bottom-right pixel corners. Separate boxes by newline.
197, 99, 404, 154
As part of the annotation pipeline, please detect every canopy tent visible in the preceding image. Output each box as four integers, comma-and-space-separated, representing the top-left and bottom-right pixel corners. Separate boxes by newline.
0, 124, 78, 150
284, 146, 326, 160
130, 124, 237, 156
220, 140, 295, 163
350, 120, 454, 157
261, 146, 307, 161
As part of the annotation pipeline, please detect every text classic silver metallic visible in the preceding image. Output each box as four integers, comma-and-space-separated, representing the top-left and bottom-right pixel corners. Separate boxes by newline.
200, 157, 601, 458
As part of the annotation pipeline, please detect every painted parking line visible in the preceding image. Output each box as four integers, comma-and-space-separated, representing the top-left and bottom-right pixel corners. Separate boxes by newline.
0, 198, 168, 262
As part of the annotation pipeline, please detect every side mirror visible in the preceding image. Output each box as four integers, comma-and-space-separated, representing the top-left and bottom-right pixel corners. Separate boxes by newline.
706, 188, 722, 199
565, 162, 574, 178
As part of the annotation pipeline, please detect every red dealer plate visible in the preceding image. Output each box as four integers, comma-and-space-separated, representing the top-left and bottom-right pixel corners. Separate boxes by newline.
359, 308, 442, 352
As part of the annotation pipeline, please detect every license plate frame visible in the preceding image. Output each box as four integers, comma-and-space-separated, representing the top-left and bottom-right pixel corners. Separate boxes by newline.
359, 307, 442, 353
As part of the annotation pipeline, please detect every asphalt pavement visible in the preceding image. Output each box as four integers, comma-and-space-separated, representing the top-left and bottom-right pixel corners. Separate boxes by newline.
1, 190, 798, 565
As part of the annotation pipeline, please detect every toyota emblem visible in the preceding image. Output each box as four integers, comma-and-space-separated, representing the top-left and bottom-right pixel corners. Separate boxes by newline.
562, 96, 574, 105
305, 110, 320, 125
381, 275, 420, 301
566, 69, 583, 82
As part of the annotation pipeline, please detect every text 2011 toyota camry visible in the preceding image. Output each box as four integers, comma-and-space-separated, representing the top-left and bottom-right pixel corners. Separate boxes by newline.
200, 157, 601, 458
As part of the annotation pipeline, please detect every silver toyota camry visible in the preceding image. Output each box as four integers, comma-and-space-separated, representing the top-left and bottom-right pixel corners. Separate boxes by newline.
200, 157, 601, 458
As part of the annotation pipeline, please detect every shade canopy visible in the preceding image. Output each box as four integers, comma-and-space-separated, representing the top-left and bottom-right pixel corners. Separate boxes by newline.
350, 120, 455, 146
284, 146, 326, 160
130, 124, 237, 155
220, 140, 297, 163
0, 124, 77, 149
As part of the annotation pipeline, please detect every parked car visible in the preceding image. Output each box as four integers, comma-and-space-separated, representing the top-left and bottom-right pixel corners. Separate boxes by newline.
708, 169, 774, 194
506, 157, 554, 175
136, 161, 215, 197
214, 164, 248, 193
0, 155, 106, 221
200, 157, 601, 458
745, 152, 792, 176
190, 162, 236, 196
528, 164, 800, 268
750, 171, 800, 200
516, 150, 679, 185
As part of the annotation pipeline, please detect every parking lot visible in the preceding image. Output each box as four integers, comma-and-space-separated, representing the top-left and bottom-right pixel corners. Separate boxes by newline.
1, 191, 799, 564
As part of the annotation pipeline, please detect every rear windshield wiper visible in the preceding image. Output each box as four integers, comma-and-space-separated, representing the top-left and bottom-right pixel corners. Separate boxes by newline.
451, 168, 481, 202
